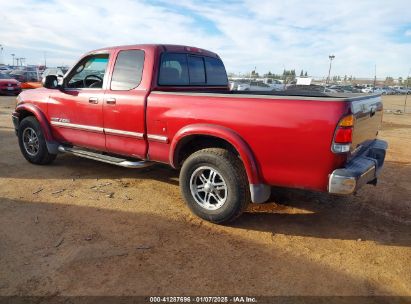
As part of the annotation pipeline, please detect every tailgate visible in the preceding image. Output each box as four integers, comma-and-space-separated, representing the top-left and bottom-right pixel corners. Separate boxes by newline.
350, 95, 383, 154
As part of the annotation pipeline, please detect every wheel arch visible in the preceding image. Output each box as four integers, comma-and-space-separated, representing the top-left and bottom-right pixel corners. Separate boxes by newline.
170, 124, 261, 185
15, 104, 53, 142
15, 104, 58, 154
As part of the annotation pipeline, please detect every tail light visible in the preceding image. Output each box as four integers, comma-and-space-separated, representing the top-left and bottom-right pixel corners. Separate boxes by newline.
332, 114, 354, 153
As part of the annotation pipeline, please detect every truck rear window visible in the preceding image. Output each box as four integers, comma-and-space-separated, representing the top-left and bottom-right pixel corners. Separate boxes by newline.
158, 53, 228, 86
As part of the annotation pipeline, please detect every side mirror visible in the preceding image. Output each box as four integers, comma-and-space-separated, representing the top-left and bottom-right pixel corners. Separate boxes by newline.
42, 75, 59, 89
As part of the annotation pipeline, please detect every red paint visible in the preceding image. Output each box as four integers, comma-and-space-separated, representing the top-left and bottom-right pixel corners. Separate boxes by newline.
14, 44, 373, 193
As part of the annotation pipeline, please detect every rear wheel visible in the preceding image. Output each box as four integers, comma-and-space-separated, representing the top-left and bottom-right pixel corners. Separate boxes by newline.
180, 148, 250, 224
18, 116, 57, 165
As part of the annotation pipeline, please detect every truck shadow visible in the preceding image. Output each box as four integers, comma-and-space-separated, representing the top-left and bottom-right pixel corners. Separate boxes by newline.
0, 197, 397, 296
236, 165, 411, 247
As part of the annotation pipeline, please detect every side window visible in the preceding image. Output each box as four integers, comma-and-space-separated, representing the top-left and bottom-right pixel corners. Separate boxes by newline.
204, 57, 228, 85
111, 50, 145, 90
66, 54, 109, 89
158, 53, 189, 85
188, 56, 205, 84
28, 72, 38, 82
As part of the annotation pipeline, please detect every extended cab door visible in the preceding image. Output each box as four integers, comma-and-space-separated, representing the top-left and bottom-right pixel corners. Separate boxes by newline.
48, 53, 110, 151
103, 49, 147, 159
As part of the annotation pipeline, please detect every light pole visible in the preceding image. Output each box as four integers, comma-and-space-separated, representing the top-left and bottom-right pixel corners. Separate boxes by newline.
324, 54, 335, 92
327, 55, 335, 84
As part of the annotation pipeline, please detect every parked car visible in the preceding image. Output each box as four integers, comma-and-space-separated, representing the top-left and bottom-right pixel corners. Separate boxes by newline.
264, 78, 284, 91
235, 82, 251, 91
236, 81, 278, 92
384, 87, 396, 95
12, 44, 387, 224
0, 73, 22, 95
361, 87, 374, 93
0, 65, 12, 73
329, 85, 344, 93
9, 70, 39, 82
372, 87, 388, 95
340, 85, 362, 93
393, 86, 409, 94
286, 85, 338, 93
9, 70, 42, 89
41, 68, 68, 80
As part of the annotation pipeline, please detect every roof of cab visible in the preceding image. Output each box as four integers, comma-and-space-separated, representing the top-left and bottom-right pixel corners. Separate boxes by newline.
87, 44, 220, 58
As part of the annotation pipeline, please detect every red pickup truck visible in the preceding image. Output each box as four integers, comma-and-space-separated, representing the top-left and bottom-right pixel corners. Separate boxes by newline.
12, 44, 387, 223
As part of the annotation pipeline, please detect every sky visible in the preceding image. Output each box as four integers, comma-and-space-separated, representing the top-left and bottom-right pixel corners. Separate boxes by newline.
0, 0, 411, 78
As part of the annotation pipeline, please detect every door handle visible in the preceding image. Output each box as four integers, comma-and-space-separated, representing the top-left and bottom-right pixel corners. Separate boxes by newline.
89, 97, 99, 104
106, 98, 116, 105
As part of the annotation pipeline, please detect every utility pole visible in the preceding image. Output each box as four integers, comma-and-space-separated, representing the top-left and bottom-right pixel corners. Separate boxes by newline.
11, 53, 15, 66
324, 54, 335, 92
373, 64, 377, 92
44, 51, 47, 68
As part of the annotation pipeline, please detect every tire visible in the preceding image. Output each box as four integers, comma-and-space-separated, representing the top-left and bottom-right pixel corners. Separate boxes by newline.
18, 116, 57, 165
180, 148, 250, 224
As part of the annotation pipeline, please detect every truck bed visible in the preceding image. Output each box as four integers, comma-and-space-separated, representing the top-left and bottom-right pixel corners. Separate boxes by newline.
148, 90, 382, 191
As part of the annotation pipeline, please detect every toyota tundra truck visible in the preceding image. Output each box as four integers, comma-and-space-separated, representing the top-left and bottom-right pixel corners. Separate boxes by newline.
12, 44, 387, 223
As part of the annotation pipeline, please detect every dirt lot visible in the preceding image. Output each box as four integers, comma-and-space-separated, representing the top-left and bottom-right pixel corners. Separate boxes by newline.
0, 94, 410, 297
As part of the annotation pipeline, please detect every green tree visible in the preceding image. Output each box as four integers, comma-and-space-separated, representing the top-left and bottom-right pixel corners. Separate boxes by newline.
384, 77, 394, 86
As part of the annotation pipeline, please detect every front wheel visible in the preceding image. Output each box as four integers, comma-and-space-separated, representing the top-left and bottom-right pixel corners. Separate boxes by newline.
180, 148, 250, 224
18, 116, 57, 165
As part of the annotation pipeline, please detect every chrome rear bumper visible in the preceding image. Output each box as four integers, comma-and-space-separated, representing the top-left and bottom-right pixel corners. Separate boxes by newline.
328, 139, 387, 195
